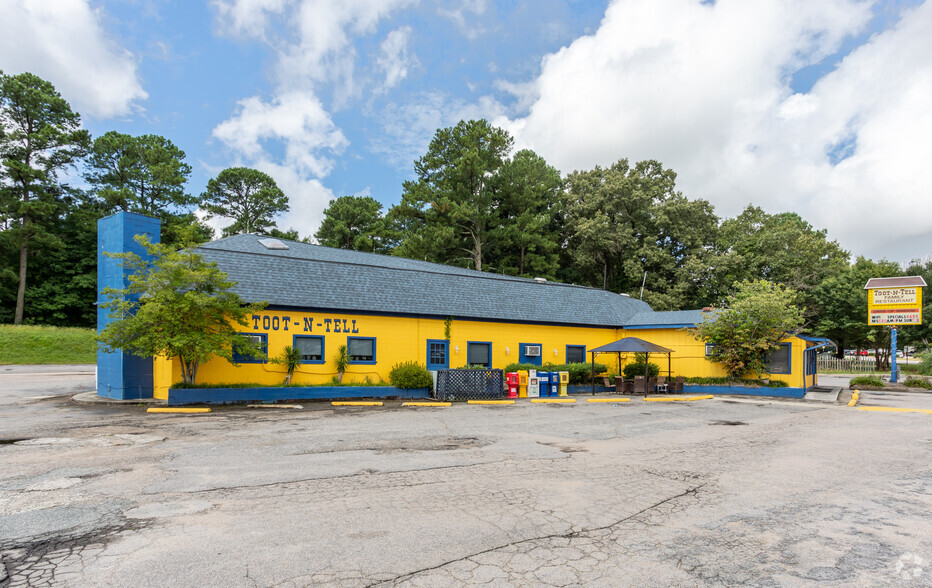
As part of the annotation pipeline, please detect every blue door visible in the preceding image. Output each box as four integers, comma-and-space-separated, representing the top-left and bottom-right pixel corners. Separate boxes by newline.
426, 339, 449, 370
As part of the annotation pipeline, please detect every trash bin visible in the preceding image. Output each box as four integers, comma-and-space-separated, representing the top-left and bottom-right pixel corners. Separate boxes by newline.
517, 370, 528, 398
539, 371, 551, 397
506, 372, 519, 399
558, 371, 569, 397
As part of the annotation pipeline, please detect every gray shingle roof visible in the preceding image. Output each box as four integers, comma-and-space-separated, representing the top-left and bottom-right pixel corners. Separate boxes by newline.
196, 235, 699, 328
623, 309, 708, 327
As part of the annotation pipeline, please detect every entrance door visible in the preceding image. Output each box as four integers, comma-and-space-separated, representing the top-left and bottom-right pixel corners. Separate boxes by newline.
426, 339, 449, 370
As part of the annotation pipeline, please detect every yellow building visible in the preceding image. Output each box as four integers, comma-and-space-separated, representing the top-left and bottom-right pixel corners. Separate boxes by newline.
97, 212, 822, 403
156, 235, 819, 399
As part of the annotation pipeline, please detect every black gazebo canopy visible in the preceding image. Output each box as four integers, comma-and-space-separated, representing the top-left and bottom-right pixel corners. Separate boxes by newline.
589, 336, 675, 393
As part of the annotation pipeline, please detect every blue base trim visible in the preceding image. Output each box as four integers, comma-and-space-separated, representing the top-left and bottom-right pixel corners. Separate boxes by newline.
168, 386, 430, 406
567, 385, 614, 395
683, 385, 805, 399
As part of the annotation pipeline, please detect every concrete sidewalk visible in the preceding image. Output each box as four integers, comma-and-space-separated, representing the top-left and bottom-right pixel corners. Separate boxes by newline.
0, 364, 95, 375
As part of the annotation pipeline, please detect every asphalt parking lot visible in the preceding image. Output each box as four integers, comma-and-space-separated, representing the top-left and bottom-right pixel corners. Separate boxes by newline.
2, 367, 932, 587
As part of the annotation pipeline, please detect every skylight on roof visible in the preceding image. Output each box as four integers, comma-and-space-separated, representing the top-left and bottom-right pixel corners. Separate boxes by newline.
258, 238, 289, 250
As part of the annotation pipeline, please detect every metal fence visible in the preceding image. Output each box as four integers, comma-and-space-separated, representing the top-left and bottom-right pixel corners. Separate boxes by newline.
816, 354, 880, 373
435, 369, 504, 401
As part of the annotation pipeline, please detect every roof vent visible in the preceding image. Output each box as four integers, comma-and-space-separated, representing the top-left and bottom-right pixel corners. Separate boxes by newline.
534, 277, 547, 283
258, 238, 289, 250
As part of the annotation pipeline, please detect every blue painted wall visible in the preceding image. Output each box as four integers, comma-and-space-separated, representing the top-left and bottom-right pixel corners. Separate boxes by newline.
168, 386, 431, 406
97, 212, 161, 400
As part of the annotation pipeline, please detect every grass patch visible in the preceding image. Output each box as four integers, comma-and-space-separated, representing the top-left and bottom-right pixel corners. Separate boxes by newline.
903, 376, 932, 389
849, 375, 885, 389
0, 324, 96, 364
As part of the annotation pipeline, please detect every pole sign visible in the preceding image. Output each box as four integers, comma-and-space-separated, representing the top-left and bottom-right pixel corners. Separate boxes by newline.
864, 277, 926, 326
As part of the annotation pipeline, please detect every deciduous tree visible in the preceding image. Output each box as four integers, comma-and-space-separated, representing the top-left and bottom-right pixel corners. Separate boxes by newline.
97, 236, 267, 385
689, 279, 803, 377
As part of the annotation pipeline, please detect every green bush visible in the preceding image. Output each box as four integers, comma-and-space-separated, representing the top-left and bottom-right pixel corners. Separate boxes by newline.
849, 375, 885, 389
903, 376, 932, 389
622, 362, 660, 379
683, 376, 788, 388
503, 362, 607, 384
919, 352, 932, 376
389, 361, 432, 389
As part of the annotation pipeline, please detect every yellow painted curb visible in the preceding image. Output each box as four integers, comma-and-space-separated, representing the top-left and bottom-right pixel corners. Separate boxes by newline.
848, 389, 860, 407
531, 398, 576, 403
644, 397, 686, 402
587, 398, 631, 403
686, 395, 714, 401
147, 407, 211, 413
332, 401, 383, 406
467, 400, 515, 405
403, 402, 451, 407
856, 406, 932, 415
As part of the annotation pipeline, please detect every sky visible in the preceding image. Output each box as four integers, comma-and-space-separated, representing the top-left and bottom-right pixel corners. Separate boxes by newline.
1, 0, 930, 264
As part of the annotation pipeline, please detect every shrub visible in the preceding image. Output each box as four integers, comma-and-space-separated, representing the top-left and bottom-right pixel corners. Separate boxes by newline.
903, 376, 932, 389
503, 362, 607, 384
622, 362, 660, 379
849, 375, 884, 389
389, 361, 432, 389
919, 352, 932, 376
683, 377, 788, 388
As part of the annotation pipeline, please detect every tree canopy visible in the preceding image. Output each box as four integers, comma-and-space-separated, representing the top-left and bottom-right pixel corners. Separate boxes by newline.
315, 195, 392, 253
201, 167, 289, 237
0, 71, 90, 324
97, 235, 267, 384
689, 280, 804, 377
391, 119, 513, 271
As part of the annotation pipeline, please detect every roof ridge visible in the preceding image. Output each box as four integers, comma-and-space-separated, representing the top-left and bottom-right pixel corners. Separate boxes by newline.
198, 242, 612, 292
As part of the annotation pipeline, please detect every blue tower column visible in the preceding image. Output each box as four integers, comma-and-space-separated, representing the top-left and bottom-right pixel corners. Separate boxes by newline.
97, 211, 161, 399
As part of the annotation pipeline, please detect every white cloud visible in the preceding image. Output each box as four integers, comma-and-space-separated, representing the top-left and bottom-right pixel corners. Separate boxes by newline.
438, 0, 488, 39
212, 0, 290, 39
375, 26, 416, 93
211, 0, 416, 239
0, 0, 147, 118
503, 0, 932, 260
371, 91, 508, 169
213, 92, 348, 177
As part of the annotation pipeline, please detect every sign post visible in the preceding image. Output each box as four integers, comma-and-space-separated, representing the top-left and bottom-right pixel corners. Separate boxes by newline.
864, 277, 927, 384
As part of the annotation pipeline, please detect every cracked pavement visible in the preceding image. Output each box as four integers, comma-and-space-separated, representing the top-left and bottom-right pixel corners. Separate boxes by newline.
1, 367, 931, 586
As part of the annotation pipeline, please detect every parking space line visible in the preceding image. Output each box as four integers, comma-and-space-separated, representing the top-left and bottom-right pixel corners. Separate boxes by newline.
856, 406, 932, 415
332, 401, 383, 406
147, 407, 211, 413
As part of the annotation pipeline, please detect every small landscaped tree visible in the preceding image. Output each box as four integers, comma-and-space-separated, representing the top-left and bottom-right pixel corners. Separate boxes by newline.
97, 236, 267, 385
689, 279, 803, 378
